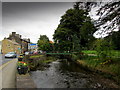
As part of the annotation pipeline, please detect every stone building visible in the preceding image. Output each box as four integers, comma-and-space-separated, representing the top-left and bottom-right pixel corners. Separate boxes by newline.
22, 39, 30, 53
2, 32, 30, 54
2, 38, 21, 54
0, 41, 1, 54
8, 32, 22, 44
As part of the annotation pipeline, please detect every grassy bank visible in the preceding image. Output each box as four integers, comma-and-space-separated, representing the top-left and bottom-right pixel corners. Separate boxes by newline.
27, 54, 56, 70
82, 50, 120, 57
82, 50, 97, 54
39, 56, 56, 64
76, 55, 120, 84
29, 54, 44, 58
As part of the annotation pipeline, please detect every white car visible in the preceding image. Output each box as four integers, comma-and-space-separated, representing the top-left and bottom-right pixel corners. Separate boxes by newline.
25, 52, 29, 55
5, 52, 17, 58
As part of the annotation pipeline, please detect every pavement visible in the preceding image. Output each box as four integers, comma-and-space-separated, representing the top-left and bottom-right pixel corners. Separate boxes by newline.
0, 54, 36, 89
0, 58, 17, 89
16, 73, 36, 89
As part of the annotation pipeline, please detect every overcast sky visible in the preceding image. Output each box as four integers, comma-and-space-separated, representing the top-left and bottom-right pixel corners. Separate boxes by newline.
1, 2, 74, 43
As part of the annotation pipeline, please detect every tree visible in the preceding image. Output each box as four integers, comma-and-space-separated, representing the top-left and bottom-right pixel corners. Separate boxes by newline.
94, 38, 114, 61
38, 35, 49, 41
94, 1, 120, 37
53, 2, 96, 52
37, 35, 53, 52
107, 30, 120, 50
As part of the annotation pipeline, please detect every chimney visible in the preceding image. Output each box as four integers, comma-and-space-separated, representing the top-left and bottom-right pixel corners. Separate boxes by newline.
28, 38, 30, 42
12, 32, 16, 36
19, 35, 22, 38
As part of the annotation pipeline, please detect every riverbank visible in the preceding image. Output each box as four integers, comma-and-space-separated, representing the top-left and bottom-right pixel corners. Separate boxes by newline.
24, 54, 120, 88
76, 58, 120, 86
30, 57, 120, 88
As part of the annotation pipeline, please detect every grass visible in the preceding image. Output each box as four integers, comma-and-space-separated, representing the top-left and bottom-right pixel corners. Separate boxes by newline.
42, 60, 54, 63
82, 50, 97, 54
30, 55, 44, 58
37, 56, 56, 64
82, 50, 120, 58
111, 50, 120, 57
77, 55, 120, 83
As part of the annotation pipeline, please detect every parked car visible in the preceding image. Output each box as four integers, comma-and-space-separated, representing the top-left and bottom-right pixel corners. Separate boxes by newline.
29, 51, 33, 54
5, 52, 17, 58
33, 51, 38, 54
25, 52, 29, 55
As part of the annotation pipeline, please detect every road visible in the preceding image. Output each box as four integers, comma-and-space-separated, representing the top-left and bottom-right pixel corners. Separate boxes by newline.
0, 54, 17, 89
0, 54, 17, 66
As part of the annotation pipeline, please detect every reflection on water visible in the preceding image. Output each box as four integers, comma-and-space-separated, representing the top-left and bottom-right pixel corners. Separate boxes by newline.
30, 59, 107, 88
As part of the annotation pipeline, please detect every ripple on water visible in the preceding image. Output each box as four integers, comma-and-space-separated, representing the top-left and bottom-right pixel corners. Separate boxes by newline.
30, 60, 110, 88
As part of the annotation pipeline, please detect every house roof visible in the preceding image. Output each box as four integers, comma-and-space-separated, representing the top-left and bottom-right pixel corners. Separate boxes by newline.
5, 39, 21, 45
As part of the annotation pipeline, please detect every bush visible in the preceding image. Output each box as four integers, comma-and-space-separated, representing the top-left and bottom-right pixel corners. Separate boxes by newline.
94, 39, 114, 61
71, 54, 79, 61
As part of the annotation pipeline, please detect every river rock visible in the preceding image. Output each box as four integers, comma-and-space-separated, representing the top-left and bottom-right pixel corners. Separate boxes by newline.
97, 83, 101, 87
61, 73, 64, 75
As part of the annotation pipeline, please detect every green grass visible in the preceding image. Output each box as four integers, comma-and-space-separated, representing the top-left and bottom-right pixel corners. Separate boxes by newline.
82, 50, 120, 58
78, 55, 120, 76
111, 50, 120, 57
30, 55, 43, 58
82, 50, 97, 54
82, 56, 102, 68
42, 60, 54, 63
38, 56, 56, 64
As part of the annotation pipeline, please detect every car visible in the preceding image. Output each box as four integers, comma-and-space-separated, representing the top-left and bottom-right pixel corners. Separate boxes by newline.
5, 52, 17, 58
25, 52, 29, 55
29, 51, 33, 54
33, 51, 38, 54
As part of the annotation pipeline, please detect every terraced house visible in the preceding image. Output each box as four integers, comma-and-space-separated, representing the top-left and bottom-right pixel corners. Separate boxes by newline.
2, 38, 21, 54
2, 32, 30, 54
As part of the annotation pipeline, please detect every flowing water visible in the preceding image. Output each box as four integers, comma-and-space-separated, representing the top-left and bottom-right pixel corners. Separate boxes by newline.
30, 59, 118, 88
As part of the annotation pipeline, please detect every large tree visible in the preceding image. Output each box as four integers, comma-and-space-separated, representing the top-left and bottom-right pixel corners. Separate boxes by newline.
106, 30, 120, 50
53, 3, 96, 52
37, 35, 53, 52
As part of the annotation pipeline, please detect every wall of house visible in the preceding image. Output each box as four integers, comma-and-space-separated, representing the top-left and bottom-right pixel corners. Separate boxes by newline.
22, 40, 29, 53
0, 41, 1, 53
2, 39, 21, 54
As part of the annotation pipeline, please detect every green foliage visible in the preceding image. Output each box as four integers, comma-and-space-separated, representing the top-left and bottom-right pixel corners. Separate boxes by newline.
53, 3, 96, 52
38, 35, 49, 41
71, 54, 78, 61
81, 57, 120, 75
30, 55, 43, 58
82, 50, 97, 54
94, 38, 114, 61
37, 35, 53, 52
109, 30, 120, 50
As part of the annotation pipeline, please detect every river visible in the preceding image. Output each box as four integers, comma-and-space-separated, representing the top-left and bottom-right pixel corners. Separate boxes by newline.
30, 59, 119, 88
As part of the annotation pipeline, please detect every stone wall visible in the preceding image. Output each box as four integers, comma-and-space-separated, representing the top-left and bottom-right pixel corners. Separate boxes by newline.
2, 39, 21, 54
